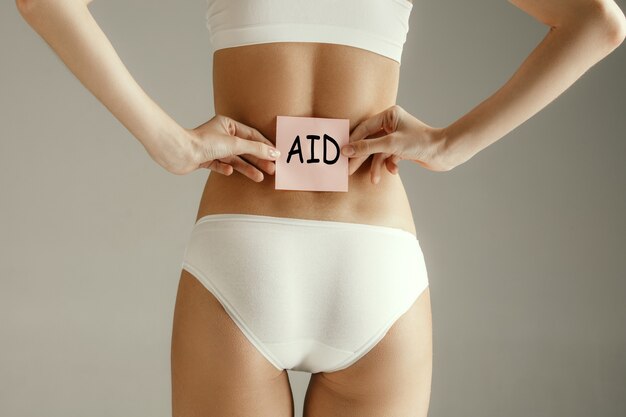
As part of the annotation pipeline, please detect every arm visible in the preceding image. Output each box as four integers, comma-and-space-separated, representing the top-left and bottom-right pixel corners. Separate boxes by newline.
15, 0, 193, 173
439, 0, 626, 169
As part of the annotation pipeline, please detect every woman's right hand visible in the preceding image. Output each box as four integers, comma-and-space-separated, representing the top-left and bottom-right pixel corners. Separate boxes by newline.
170, 114, 281, 180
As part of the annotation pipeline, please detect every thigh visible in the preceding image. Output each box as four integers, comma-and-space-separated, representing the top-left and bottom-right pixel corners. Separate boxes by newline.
171, 269, 294, 417
303, 287, 433, 417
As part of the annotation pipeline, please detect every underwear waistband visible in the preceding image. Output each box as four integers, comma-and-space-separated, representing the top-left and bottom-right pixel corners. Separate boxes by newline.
194, 213, 418, 241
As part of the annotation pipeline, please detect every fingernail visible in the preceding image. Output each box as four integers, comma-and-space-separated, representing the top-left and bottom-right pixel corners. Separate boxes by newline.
374, 175, 380, 184
342, 146, 355, 156
269, 148, 281, 158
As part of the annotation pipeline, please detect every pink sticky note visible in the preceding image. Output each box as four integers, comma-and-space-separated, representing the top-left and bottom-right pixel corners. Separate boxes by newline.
275, 115, 349, 192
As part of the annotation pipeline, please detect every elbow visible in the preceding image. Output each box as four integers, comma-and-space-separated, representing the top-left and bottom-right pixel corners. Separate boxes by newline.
606, 9, 626, 47
588, 0, 626, 47
16, 0, 37, 17
15, 0, 49, 19
557, 1, 626, 48
16, 0, 93, 18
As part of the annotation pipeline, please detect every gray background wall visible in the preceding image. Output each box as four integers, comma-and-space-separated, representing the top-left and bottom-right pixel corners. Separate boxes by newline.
1, 0, 624, 416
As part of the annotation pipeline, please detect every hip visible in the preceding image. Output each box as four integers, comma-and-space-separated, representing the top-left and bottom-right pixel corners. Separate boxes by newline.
180, 208, 429, 372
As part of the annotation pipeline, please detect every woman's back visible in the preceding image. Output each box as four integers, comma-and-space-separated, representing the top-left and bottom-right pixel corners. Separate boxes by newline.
198, 3, 418, 235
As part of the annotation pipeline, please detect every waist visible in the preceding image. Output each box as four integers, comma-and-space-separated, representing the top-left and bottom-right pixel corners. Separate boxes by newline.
195, 157, 417, 236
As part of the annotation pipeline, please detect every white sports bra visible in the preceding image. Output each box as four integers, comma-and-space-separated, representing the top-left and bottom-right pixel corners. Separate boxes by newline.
205, 0, 413, 65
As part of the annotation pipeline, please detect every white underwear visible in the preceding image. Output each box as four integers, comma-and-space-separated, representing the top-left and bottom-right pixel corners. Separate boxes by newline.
181, 213, 429, 374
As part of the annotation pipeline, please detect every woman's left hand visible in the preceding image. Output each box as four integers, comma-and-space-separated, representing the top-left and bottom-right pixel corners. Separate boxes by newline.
341, 105, 453, 183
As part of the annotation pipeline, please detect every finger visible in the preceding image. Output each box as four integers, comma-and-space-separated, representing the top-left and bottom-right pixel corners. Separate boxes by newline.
239, 153, 276, 175
232, 136, 281, 162
371, 153, 386, 184
379, 153, 392, 181
348, 108, 396, 143
229, 155, 265, 182
227, 118, 275, 147
211, 150, 275, 176
381, 153, 392, 177
202, 159, 233, 176
342, 134, 397, 160
385, 157, 398, 175
226, 119, 280, 161
388, 155, 400, 174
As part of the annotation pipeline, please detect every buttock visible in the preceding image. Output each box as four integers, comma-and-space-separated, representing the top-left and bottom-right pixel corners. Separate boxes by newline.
180, 213, 429, 373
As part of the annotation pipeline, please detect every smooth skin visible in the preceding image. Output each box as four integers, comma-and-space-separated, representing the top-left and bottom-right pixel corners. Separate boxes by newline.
16, 0, 625, 416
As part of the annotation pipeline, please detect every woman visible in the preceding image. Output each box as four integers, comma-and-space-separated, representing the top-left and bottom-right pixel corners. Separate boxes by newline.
17, 0, 625, 415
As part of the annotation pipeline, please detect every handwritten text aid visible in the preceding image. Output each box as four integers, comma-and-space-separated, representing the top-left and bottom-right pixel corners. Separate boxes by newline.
275, 115, 349, 192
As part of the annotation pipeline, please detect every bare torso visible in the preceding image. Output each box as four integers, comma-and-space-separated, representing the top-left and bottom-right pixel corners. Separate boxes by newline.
195, 41, 417, 236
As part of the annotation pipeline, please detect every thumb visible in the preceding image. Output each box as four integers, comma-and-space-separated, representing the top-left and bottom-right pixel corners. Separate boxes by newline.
232, 136, 281, 160
341, 134, 395, 158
